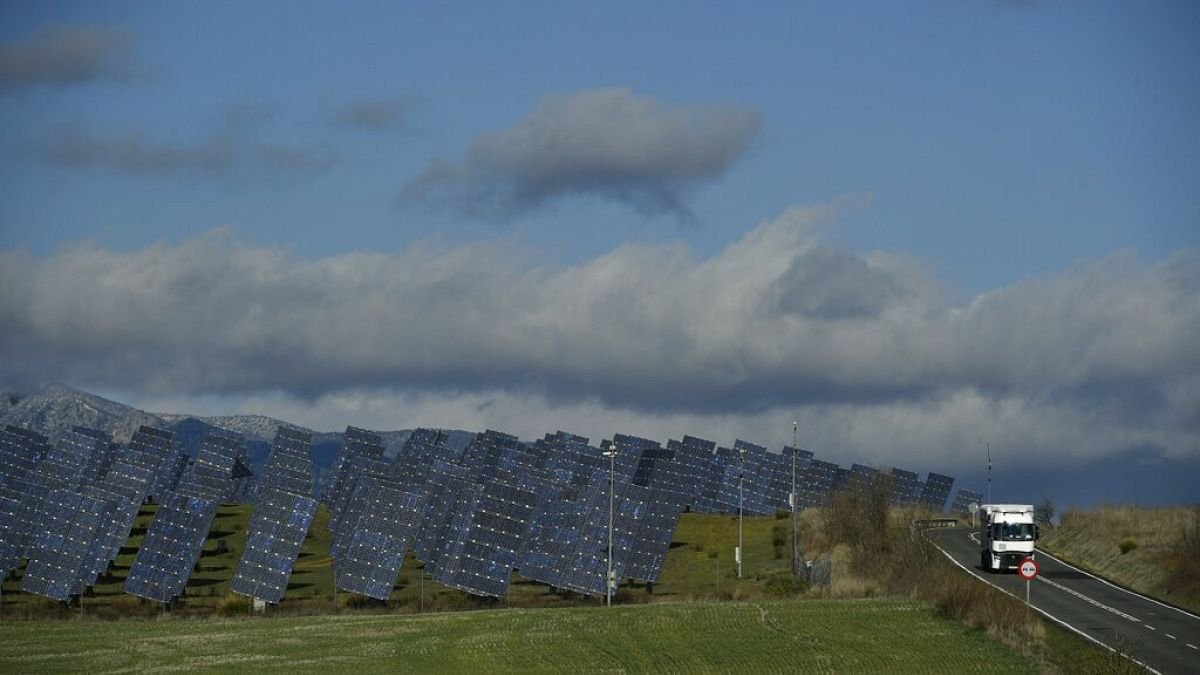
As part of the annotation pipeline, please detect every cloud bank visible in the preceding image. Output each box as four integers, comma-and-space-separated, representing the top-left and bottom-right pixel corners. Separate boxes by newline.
405, 87, 761, 218
1, 205, 1196, 469
0, 25, 134, 91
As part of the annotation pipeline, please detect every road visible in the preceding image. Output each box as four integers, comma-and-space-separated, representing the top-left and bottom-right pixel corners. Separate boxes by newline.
926, 527, 1200, 675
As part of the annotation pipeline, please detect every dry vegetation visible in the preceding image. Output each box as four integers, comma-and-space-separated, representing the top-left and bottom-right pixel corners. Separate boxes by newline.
1039, 504, 1200, 613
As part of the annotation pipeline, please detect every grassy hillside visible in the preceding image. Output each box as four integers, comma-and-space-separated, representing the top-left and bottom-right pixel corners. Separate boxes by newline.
0, 598, 1036, 674
0, 507, 817, 618
1038, 505, 1200, 613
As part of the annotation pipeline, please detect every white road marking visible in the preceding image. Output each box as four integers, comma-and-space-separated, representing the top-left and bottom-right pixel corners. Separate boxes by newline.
1145, 624, 1156, 631
1035, 547, 1200, 622
1037, 576, 1141, 623
1186, 643, 1198, 650
928, 531, 1163, 675
1164, 634, 1176, 640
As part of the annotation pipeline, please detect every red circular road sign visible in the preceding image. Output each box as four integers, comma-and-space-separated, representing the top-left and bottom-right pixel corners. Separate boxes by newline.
1018, 557, 1039, 580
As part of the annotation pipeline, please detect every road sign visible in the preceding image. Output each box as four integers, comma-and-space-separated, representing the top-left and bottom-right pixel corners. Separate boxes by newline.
1018, 557, 1039, 581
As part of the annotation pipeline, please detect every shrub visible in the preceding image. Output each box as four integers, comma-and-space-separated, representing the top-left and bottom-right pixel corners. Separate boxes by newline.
1119, 536, 1138, 555
217, 594, 250, 616
764, 574, 809, 598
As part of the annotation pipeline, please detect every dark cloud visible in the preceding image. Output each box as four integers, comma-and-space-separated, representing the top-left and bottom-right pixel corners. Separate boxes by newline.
0, 25, 134, 91
334, 97, 410, 131
2, 206, 1196, 466
43, 124, 336, 177
404, 87, 761, 219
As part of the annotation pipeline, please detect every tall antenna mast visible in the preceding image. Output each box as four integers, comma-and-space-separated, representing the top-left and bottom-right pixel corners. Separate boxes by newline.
986, 442, 992, 504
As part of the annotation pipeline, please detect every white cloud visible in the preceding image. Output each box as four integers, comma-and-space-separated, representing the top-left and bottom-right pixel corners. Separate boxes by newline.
3, 203, 1197, 469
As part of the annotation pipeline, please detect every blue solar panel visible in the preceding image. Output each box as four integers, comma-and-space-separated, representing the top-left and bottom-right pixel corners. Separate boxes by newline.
124, 492, 218, 604
0, 426, 50, 575
229, 487, 318, 604
21, 490, 117, 601
920, 472, 955, 512
333, 477, 426, 600
950, 488, 983, 516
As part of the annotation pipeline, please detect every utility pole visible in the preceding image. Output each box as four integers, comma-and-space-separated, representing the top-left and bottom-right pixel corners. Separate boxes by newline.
987, 443, 992, 504
791, 421, 802, 578
737, 445, 745, 580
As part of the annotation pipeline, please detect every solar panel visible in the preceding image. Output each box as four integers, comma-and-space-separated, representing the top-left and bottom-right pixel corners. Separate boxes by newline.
229, 487, 318, 604
257, 426, 314, 499
20, 490, 117, 601
173, 430, 245, 502
72, 427, 117, 485
79, 455, 154, 585
889, 468, 922, 505
847, 464, 880, 495
920, 472, 955, 512
124, 491, 218, 603
328, 456, 391, 538
124, 425, 181, 503
666, 436, 718, 510
322, 426, 385, 505
332, 477, 426, 600
390, 428, 458, 489
950, 488, 983, 516
412, 460, 477, 575
799, 459, 840, 507
0, 426, 50, 575
428, 476, 539, 598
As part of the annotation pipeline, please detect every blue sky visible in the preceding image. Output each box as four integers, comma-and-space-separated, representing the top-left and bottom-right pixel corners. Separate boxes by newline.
1, 1, 1198, 499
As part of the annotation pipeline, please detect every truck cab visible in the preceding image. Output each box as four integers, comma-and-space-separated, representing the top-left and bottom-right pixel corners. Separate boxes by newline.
979, 504, 1038, 572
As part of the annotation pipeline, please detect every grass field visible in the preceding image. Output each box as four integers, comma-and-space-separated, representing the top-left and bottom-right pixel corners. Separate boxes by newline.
1039, 505, 1200, 613
0, 508, 816, 618
0, 598, 1036, 674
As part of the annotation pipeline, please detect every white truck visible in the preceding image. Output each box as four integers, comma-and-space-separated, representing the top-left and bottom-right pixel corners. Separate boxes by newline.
978, 504, 1038, 572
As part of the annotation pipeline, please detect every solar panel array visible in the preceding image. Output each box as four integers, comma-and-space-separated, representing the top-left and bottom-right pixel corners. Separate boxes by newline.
3, 416, 966, 606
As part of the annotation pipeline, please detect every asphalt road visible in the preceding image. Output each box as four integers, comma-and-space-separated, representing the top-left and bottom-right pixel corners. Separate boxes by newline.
926, 527, 1200, 675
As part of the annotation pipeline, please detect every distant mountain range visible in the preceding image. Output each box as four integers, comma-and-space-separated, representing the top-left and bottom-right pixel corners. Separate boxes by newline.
0, 383, 474, 470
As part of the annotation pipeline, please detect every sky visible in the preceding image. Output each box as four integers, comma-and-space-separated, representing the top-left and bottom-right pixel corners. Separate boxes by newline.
1, 1, 1198, 501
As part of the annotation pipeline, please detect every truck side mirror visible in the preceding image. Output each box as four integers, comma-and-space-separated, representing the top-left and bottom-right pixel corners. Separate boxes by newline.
1034, 525, 1040, 541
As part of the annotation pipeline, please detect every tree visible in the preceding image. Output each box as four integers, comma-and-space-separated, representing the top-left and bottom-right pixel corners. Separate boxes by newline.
1035, 498, 1055, 528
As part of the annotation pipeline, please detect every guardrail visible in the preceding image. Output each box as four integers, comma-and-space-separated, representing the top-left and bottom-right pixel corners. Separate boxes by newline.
912, 518, 959, 530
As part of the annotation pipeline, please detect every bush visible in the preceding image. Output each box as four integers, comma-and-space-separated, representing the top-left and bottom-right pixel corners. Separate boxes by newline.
764, 574, 809, 598
217, 594, 250, 616
1119, 536, 1138, 555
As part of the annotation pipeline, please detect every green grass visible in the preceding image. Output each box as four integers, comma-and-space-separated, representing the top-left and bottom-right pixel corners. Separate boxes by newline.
0, 508, 815, 618
1039, 505, 1200, 613
0, 598, 1036, 674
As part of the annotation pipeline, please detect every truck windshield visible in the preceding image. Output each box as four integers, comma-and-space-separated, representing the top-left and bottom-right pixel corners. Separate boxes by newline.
991, 523, 1035, 541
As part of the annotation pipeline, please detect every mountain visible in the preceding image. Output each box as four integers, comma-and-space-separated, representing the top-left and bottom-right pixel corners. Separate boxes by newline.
0, 383, 476, 471
0, 383, 162, 444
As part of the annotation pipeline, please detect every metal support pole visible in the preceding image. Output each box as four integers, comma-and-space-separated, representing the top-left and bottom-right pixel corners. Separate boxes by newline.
1025, 579, 1030, 607
419, 569, 424, 613
791, 421, 799, 577
606, 447, 615, 607
737, 464, 744, 580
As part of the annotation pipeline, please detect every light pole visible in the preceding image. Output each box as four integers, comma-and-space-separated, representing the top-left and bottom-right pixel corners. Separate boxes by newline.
602, 442, 617, 606
737, 445, 745, 580
791, 421, 800, 578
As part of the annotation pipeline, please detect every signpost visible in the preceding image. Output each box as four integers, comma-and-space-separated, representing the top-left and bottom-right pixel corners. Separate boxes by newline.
1018, 557, 1039, 606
